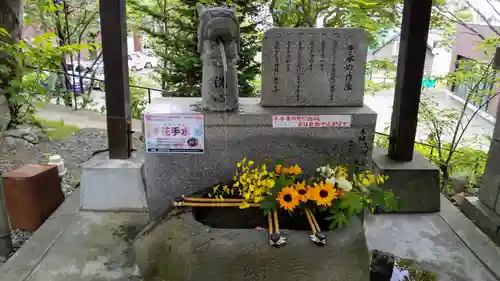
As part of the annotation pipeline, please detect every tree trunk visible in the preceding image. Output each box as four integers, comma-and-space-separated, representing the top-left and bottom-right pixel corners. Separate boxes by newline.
0, 0, 19, 256
439, 164, 450, 191
0, 0, 23, 128
162, 0, 168, 92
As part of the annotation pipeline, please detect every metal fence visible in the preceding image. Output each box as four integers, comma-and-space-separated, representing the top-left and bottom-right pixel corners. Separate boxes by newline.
36, 68, 485, 156
30, 67, 174, 104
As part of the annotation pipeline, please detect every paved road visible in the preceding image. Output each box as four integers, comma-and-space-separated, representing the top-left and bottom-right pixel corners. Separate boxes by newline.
364, 88, 494, 149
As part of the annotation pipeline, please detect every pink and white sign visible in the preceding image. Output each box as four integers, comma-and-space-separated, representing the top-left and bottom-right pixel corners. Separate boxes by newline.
272, 115, 352, 128
144, 113, 204, 153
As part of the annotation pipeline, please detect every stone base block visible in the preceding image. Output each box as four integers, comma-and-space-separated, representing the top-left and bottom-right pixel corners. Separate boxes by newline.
80, 153, 147, 211
144, 97, 377, 219
461, 196, 500, 246
371, 148, 440, 213
134, 210, 370, 281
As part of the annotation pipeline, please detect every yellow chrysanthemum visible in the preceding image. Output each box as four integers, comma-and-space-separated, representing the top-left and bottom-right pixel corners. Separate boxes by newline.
336, 166, 348, 177
358, 172, 376, 186
376, 174, 389, 184
287, 164, 302, 175
294, 181, 309, 202
275, 164, 283, 174
310, 182, 338, 207
277, 186, 300, 211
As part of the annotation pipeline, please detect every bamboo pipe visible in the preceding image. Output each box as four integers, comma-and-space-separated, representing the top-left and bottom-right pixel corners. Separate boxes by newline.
182, 196, 245, 203
304, 208, 317, 234
273, 211, 280, 234
268, 212, 273, 234
306, 208, 321, 232
173, 201, 260, 208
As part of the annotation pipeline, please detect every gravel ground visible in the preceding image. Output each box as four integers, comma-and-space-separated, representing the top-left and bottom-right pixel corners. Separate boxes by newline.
0, 128, 144, 264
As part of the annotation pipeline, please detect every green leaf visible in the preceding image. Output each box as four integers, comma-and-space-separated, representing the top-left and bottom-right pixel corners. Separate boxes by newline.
318, 206, 329, 212
367, 185, 386, 206
275, 158, 284, 166
328, 212, 349, 230
0, 28, 9, 37
383, 191, 399, 211
260, 197, 278, 214
271, 174, 287, 194
339, 191, 363, 216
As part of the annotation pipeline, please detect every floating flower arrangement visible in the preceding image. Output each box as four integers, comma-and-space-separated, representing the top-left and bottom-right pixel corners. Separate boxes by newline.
174, 158, 397, 247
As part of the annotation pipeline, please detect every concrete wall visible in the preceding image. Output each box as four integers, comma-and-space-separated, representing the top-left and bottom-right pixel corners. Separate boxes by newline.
449, 24, 496, 70
449, 23, 500, 117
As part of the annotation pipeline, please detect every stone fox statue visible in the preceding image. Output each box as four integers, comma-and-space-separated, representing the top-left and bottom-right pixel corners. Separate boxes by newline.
196, 3, 240, 112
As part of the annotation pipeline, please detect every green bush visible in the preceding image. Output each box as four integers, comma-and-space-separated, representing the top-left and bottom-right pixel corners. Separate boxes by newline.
374, 134, 487, 189
129, 76, 148, 119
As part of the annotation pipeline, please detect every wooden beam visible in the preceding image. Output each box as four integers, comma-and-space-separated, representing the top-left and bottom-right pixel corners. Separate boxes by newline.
98, 0, 132, 159
388, 0, 433, 161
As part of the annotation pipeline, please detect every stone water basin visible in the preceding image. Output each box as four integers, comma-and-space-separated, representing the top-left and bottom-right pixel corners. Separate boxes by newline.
134, 206, 371, 281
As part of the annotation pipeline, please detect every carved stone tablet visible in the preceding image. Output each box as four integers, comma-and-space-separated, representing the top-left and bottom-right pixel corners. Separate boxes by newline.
260, 28, 368, 107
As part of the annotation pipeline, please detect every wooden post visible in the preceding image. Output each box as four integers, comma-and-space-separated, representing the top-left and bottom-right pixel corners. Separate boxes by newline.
388, 0, 433, 161
494, 47, 500, 70
98, 0, 132, 159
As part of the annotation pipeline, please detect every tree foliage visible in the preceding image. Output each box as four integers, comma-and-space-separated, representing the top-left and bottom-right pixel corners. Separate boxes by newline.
368, 1, 498, 190
24, 0, 100, 48
269, 0, 403, 47
418, 3, 498, 188
0, 30, 84, 126
128, 0, 263, 97
24, 0, 101, 108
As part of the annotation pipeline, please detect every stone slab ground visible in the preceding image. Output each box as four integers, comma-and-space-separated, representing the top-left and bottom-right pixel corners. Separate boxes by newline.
1, 190, 500, 281
0, 189, 149, 281
365, 195, 500, 281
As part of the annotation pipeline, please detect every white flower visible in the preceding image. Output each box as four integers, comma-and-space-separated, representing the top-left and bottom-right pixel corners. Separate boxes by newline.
325, 177, 335, 185
317, 166, 328, 176
336, 177, 353, 192
318, 165, 340, 178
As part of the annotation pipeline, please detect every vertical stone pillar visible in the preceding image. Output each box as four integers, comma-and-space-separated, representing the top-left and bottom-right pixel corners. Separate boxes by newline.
479, 102, 500, 214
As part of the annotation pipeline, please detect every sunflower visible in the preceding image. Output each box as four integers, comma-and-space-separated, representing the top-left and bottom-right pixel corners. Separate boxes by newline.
310, 182, 338, 207
306, 186, 319, 201
294, 181, 309, 202
277, 186, 300, 211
